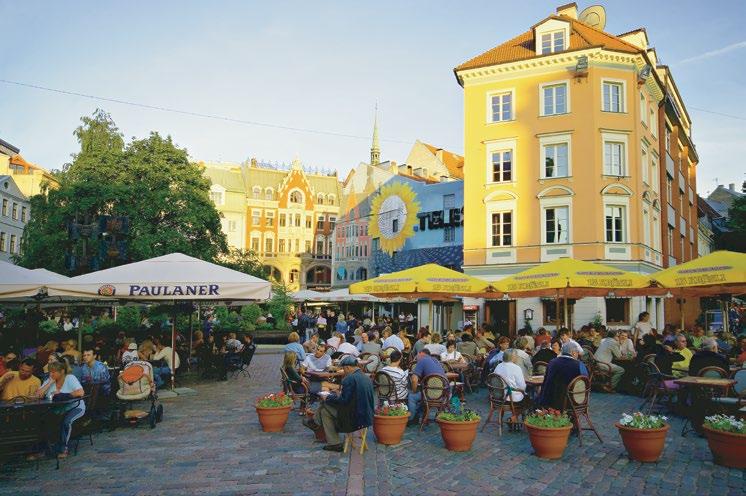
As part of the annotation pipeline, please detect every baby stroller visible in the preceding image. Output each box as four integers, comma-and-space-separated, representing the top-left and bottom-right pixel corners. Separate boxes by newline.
115, 361, 164, 428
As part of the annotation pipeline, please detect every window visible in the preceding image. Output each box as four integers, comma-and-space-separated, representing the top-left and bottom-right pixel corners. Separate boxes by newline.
228, 220, 237, 232
443, 226, 456, 242
602, 81, 624, 112
653, 215, 661, 251
542, 83, 567, 115
329, 216, 336, 230
251, 237, 260, 252
604, 141, 625, 176
545, 207, 569, 244
317, 215, 324, 230
252, 211, 260, 226
668, 226, 675, 258
372, 238, 379, 251
289, 191, 302, 204
642, 208, 650, 247
279, 214, 286, 227
9, 234, 16, 254
11, 203, 18, 220
328, 195, 336, 205
605, 298, 629, 325
665, 125, 672, 152
209, 191, 223, 205
316, 240, 324, 254
265, 189, 274, 200
543, 143, 568, 178
252, 187, 261, 200
294, 214, 301, 227
542, 300, 560, 325
392, 218, 399, 233
641, 146, 648, 185
265, 238, 273, 253
541, 30, 564, 54
305, 240, 311, 253
443, 194, 455, 211
640, 94, 646, 124
317, 194, 324, 205
491, 212, 512, 247
489, 92, 512, 122
21, 207, 27, 223
0, 232, 5, 251
650, 108, 657, 137
651, 157, 659, 192
605, 205, 625, 243
265, 211, 274, 227
491, 150, 512, 182
680, 235, 685, 260
364, 244, 368, 256
290, 270, 298, 284
278, 239, 286, 253
306, 216, 312, 228
666, 178, 673, 204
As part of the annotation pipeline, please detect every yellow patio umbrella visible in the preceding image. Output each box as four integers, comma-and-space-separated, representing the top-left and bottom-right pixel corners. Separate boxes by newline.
651, 250, 746, 332
494, 258, 653, 328
349, 264, 495, 329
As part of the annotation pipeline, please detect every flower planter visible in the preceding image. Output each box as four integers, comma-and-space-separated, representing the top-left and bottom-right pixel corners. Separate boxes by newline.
256, 405, 292, 432
436, 418, 480, 452
525, 424, 572, 459
616, 423, 669, 462
703, 426, 746, 469
373, 415, 408, 445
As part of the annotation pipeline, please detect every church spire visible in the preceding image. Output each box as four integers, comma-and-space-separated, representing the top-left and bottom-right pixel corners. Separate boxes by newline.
370, 104, 380, 166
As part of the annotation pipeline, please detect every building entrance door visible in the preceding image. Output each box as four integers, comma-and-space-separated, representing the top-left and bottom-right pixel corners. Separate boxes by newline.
485, 300, 516, 338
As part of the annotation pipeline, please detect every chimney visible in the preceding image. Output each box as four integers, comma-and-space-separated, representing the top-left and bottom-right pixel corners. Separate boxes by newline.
729, 183, 735, 192
556, 2, 578, 19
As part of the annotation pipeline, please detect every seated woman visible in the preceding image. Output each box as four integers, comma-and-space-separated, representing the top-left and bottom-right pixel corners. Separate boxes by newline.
532, 338, 560, 365
283, 351, 310, 395
440, 340, 465, 363
35, 362, 86, 459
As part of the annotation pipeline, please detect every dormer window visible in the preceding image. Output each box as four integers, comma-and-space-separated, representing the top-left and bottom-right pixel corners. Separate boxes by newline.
541, 30, 565, 54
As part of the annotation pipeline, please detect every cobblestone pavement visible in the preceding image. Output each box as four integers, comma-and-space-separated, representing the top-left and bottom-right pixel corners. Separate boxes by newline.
1, 353, 743, 496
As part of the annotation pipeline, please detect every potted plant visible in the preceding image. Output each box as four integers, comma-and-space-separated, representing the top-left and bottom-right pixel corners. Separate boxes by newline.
524, 409, 573, 460
435, 408, 481, 452
702, 415, 746, 469
255, 392, 293, 432
616, 412, 670, 462
373, 403, 409, 445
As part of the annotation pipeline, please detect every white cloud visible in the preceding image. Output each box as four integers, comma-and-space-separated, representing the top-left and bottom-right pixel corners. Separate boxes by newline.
676, 40, 746, 65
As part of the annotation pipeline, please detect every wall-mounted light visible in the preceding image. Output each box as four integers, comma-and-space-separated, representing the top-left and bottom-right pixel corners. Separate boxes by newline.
524, 308, 534, 321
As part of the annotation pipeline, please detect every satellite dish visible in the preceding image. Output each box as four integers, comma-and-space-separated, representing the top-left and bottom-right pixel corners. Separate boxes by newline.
579, 5, 607, 31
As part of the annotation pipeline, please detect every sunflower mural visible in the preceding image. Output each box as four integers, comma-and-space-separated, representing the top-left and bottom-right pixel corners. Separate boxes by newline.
368, 181, 420, 255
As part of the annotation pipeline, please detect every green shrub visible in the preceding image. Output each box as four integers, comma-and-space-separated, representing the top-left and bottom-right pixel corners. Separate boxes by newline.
39, 320, 60, 334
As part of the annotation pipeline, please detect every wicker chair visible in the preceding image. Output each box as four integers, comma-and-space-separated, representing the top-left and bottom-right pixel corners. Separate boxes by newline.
583, 349, 614, 392
482, 373, 525, 435
533, 361, 548, 376
419, 374, 450, 431
712, 368, 746, 414
563, 375, 602, 446
280, 368, 309, 412
373, 371, 398, 406
638, 361, 678, 414
698, 366, 728, 378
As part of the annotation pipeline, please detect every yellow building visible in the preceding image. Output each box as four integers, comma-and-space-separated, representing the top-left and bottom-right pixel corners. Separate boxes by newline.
455, 4, 671, 332
203, 158, 341, 291
0, 138, 58, 197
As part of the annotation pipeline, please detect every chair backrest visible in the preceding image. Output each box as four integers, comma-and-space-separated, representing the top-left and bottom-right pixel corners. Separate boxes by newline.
280, 367, 291, 394
732, 369, 746, 396
565, 375, 591, 409
698, 366, 727, 378
533, 361, 548, 376
422, 374, 449, 404
485, 373, 509, 404
373, 371, 395, 402
363, 354, 380, 374
642, 353, 656, 364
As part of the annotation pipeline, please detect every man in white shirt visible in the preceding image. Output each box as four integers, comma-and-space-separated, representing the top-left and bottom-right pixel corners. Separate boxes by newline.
493, 349, 526, 403
301, 344, 332, 372
225, 333, 244, 353
593, 331, 625, 389
337, 340, 360, 357
379, 350, 409, 401
381, 327, 404, 352
617, 330, 636, 359
151, 339, 181, 388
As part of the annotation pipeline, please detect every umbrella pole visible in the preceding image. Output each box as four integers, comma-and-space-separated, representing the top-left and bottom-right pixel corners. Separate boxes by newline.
171, 306, 176, 391
563, 287, 569, 330
429, 300, 433, 332
723, 299, 730, 334
679, 298, 685, 332
188, 306, 194, 372
555, 289, 561, 333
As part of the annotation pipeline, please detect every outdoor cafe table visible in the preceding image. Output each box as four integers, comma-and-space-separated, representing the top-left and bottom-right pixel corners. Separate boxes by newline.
304, 370, 344, 380
674, 376, 736, 435
526, 375, 544, 399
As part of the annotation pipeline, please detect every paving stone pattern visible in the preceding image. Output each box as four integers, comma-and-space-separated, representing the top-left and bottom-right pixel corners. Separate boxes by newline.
1, 353, 742, 496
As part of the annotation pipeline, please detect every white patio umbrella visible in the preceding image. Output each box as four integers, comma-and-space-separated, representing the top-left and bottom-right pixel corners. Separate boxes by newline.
47, 253, 272, 389
291, 289, 326, 302
0, 260, 60, 298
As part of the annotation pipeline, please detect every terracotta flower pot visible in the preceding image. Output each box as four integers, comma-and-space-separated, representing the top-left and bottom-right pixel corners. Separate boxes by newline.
255, 405, 292, 432
616, 423, 669, 462
436, 418, 480, 452
525, 424, 572, 459
703, 426, 746, 469
373, 415, 409, 445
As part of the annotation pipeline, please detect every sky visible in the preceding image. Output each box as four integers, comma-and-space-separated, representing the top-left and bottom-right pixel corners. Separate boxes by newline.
1, 0, 744, 196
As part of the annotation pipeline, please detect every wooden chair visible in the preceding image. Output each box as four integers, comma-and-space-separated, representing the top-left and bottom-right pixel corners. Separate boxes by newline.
712, 368, 746, 414
482, 373, 524, 435
533, 361, 548, 376
359, 353, 380, 377
419, 374, 450, 431
638, 361, 678, 414
280, 368, 309, 412
583, 349, 614, 392
373, 371, 398, 406
563, 376, 602, 446
698, 366, 728, 378
460, 354, 482, 391
343, 427, 368, 454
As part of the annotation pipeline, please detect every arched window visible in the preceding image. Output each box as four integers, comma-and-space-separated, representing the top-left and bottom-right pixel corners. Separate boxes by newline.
265, 188, 274, 200
252, 186, 261, 200
327, 194, 336, 205
317, 193, 324, 205
290, 191, 303, 204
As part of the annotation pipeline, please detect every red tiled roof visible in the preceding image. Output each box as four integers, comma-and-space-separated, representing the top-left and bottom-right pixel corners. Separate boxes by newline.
421, 142, 464, 179
455, 15, 642, 72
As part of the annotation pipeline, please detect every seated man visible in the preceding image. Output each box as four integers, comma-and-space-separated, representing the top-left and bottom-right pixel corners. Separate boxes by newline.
594, 331, 625, 390
473, 328, 495, 353
0, 358, 41, 400
121, 342, 139, 365
151, 339, 180, 388
537, 341, 589, 410
225, 333, 244, 353
689, 338, 729, 376
357, 332, 382, 356
304, 356, 375, 452
303, 333, 319, 355
336, 338, 360, 357
76, 347, 112, 396
493, 349, 527, 405
381, 327, 404, 352
670, 334, 693, 378
379, 350, 409, 401
406, 349, 446, 426
301, 343, 332, 373
732, 334, 746, 366
457, 333, 479, 357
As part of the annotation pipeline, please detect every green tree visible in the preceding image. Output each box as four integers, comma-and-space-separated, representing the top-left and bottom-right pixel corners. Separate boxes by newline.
716, 195, 746, 253
217, 248, 268, 279
16, 110, 227, 272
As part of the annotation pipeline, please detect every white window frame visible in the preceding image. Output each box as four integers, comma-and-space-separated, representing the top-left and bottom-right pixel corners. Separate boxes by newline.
651, 153, 660, 193
642, 206, 651, 248
649, 107, 657, 137
252, 186, 261, 200
252, 209, 261, 226
640, 93, 646, 125
535, 19, 570, 56
265, 188, 274, 200
540, 81, 570, 116
490, 149, 513, 184
539, 133, 572, 179
540, 197, 572, 245
602, 131, 629, 177
486, 89, 515, 123
209, 185, 226, 206
490, 211, 513, 247
601, 78, 627, 113
604, 205, 627, 243
485, 138, 517, 184
641, 143, 649, 186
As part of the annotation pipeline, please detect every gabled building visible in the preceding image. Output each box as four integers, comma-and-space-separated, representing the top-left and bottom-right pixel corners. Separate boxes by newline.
0, 138, 58, 198
0, 175, 30, 263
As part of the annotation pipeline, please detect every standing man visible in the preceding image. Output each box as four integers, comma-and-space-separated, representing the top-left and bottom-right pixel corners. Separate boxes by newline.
304, 356, 375, 452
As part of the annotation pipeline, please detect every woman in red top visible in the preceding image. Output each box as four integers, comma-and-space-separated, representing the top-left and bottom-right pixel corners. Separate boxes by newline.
533, 328, 551, 348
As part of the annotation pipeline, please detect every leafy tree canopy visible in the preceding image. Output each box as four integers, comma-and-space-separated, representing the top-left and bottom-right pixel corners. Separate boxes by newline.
716, 195, 746, 253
